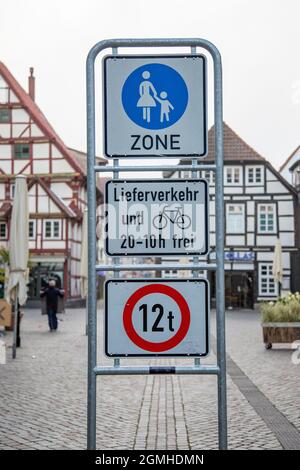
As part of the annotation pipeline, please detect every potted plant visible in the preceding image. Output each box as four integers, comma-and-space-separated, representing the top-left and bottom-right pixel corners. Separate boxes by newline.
260, 292, 300, 349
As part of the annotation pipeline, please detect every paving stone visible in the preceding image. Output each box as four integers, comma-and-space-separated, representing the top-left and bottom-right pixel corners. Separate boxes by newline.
0, 308, 299, 449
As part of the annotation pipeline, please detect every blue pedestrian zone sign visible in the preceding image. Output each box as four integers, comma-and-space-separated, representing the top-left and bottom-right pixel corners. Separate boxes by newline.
103, 55, 207, 158
121, 64, 188, 130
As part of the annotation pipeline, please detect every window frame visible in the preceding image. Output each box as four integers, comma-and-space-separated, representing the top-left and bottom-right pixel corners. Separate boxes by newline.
0, 222, 7, 239
226, 203, 246, 234
246, 165, 264, 185
224, 166, 243, 186
203, 170, 215, 185
28, 219, 36, 240
257, 203, 277, 234
13, 143, 31, 159
258, 263, 278, 296
0, 107, 10, 123
43, 219, 61, 240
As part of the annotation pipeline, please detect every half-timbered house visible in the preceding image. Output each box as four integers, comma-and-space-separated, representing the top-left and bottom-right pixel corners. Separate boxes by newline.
164, 123, 299, 308
0, 63, 106, 303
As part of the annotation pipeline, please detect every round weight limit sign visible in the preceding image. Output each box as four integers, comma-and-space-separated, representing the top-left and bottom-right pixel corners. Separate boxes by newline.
123, 284, 191, 352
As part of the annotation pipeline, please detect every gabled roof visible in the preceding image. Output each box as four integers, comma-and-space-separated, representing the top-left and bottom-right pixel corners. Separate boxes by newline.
0, 62, 83, 175
163, 122, 297, 195
203, 122, 266, 162
68, 148, 107, 173
31, 178, 77, 219
279, 145, 300, 173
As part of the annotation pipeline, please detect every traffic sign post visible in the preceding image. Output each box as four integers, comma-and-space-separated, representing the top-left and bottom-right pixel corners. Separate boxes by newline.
87, 38, 227, 450
105, 179, 209, 256
105, 279, 209, 357
104, 54, 207, 158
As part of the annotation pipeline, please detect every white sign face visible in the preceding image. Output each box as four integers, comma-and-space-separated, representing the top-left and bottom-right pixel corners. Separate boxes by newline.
105, 279, 209, 357
105, 179, 209, 256
103, 54, 207, 158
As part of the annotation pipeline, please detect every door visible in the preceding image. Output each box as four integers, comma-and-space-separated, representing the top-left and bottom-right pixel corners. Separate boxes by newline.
225, 272, 254, 309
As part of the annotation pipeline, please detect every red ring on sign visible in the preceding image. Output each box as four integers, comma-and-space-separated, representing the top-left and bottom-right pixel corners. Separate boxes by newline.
123, 284, 190, 352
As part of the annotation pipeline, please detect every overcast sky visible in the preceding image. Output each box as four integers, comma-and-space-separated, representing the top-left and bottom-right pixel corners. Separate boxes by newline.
1, 0, 300, 170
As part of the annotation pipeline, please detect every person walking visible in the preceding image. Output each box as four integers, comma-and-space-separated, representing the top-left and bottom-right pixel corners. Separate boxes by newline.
40, 280, 64, 332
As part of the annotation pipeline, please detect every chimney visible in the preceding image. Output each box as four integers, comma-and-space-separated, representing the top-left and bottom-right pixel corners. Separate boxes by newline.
28, 67, 35, 101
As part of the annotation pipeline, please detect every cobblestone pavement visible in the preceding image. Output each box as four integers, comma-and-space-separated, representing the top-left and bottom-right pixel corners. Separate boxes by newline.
0, 307, 299, 450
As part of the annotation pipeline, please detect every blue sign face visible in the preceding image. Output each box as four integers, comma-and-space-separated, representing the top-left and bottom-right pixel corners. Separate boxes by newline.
121, 63, 189, 130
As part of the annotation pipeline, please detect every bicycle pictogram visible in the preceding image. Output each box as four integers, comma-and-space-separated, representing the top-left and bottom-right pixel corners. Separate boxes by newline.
152, 205, 191, 230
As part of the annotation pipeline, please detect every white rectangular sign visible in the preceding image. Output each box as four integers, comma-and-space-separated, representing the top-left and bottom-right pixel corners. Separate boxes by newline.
105, 179, 209, 256
103, 54, 207, 157
105, 279, 209, 357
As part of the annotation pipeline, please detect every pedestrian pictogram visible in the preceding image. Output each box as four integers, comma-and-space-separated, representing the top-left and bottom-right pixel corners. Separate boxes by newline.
121, 64, 188, 129
105, 279, 209, 357
103, 55, 207, 157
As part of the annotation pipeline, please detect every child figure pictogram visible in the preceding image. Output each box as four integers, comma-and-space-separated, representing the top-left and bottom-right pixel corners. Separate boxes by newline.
155, 91, 175, 123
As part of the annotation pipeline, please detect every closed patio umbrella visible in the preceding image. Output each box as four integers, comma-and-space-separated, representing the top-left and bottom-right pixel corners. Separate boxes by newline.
6, 175, 29, 358
272, 238, 283, 286
80, 209, 88, 335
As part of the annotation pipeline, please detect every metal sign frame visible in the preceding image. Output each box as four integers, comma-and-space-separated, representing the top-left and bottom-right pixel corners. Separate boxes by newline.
87, 38, 227, 450
105, 178, 209, 256
103, 53, 207, 158
105, 278, 209, 358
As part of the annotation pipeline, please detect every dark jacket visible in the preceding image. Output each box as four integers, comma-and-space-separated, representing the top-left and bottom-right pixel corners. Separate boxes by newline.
40, 287, 64, 313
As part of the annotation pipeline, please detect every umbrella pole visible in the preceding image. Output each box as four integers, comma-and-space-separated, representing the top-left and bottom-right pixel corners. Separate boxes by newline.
12, 296, 18, 359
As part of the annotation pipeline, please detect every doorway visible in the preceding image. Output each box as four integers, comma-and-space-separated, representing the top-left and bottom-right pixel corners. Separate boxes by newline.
225, 272, 254, 309
28, 262, 64, 299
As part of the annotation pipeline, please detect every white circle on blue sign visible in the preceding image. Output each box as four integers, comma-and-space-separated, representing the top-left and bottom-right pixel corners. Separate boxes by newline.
122, 63, 189, 130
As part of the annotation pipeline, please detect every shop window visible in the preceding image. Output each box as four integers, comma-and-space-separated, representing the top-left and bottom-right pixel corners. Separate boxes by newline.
258, 204, 276, 233
0, 222, 7, 239
44, 220, 61, 239
259, 264, 278, 296
226, 204, 245, 233
14, 143, 30, 159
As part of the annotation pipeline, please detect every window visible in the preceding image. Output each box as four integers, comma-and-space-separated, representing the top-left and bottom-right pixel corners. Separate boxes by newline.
247, 166, 263, 184
203, 170, 215, 185
258, 204, 276, 233
29, 220, 36, 239
0, 86, 9, 103
14, 144, 30, 159
0, 222, 7, 239
226, 204, 245, 233
259, 264, 278, 296
225, 167, 242, 185
10, 183, 15, 199
0, 108, 10, 123
44, 220, 61, 239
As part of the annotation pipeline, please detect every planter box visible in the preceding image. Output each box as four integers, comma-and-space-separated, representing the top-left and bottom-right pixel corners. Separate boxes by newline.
262, 322, 300, 349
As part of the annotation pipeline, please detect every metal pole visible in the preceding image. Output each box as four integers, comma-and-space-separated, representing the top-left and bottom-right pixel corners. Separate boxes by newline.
86, 51, 97, 450
12, 296, 18, 359
213, 48, 228, 450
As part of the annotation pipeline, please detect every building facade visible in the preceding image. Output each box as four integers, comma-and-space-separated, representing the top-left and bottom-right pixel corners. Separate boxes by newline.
280, 145, 300, 291
0, 63, 106, 301
164, 123, 299, 308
